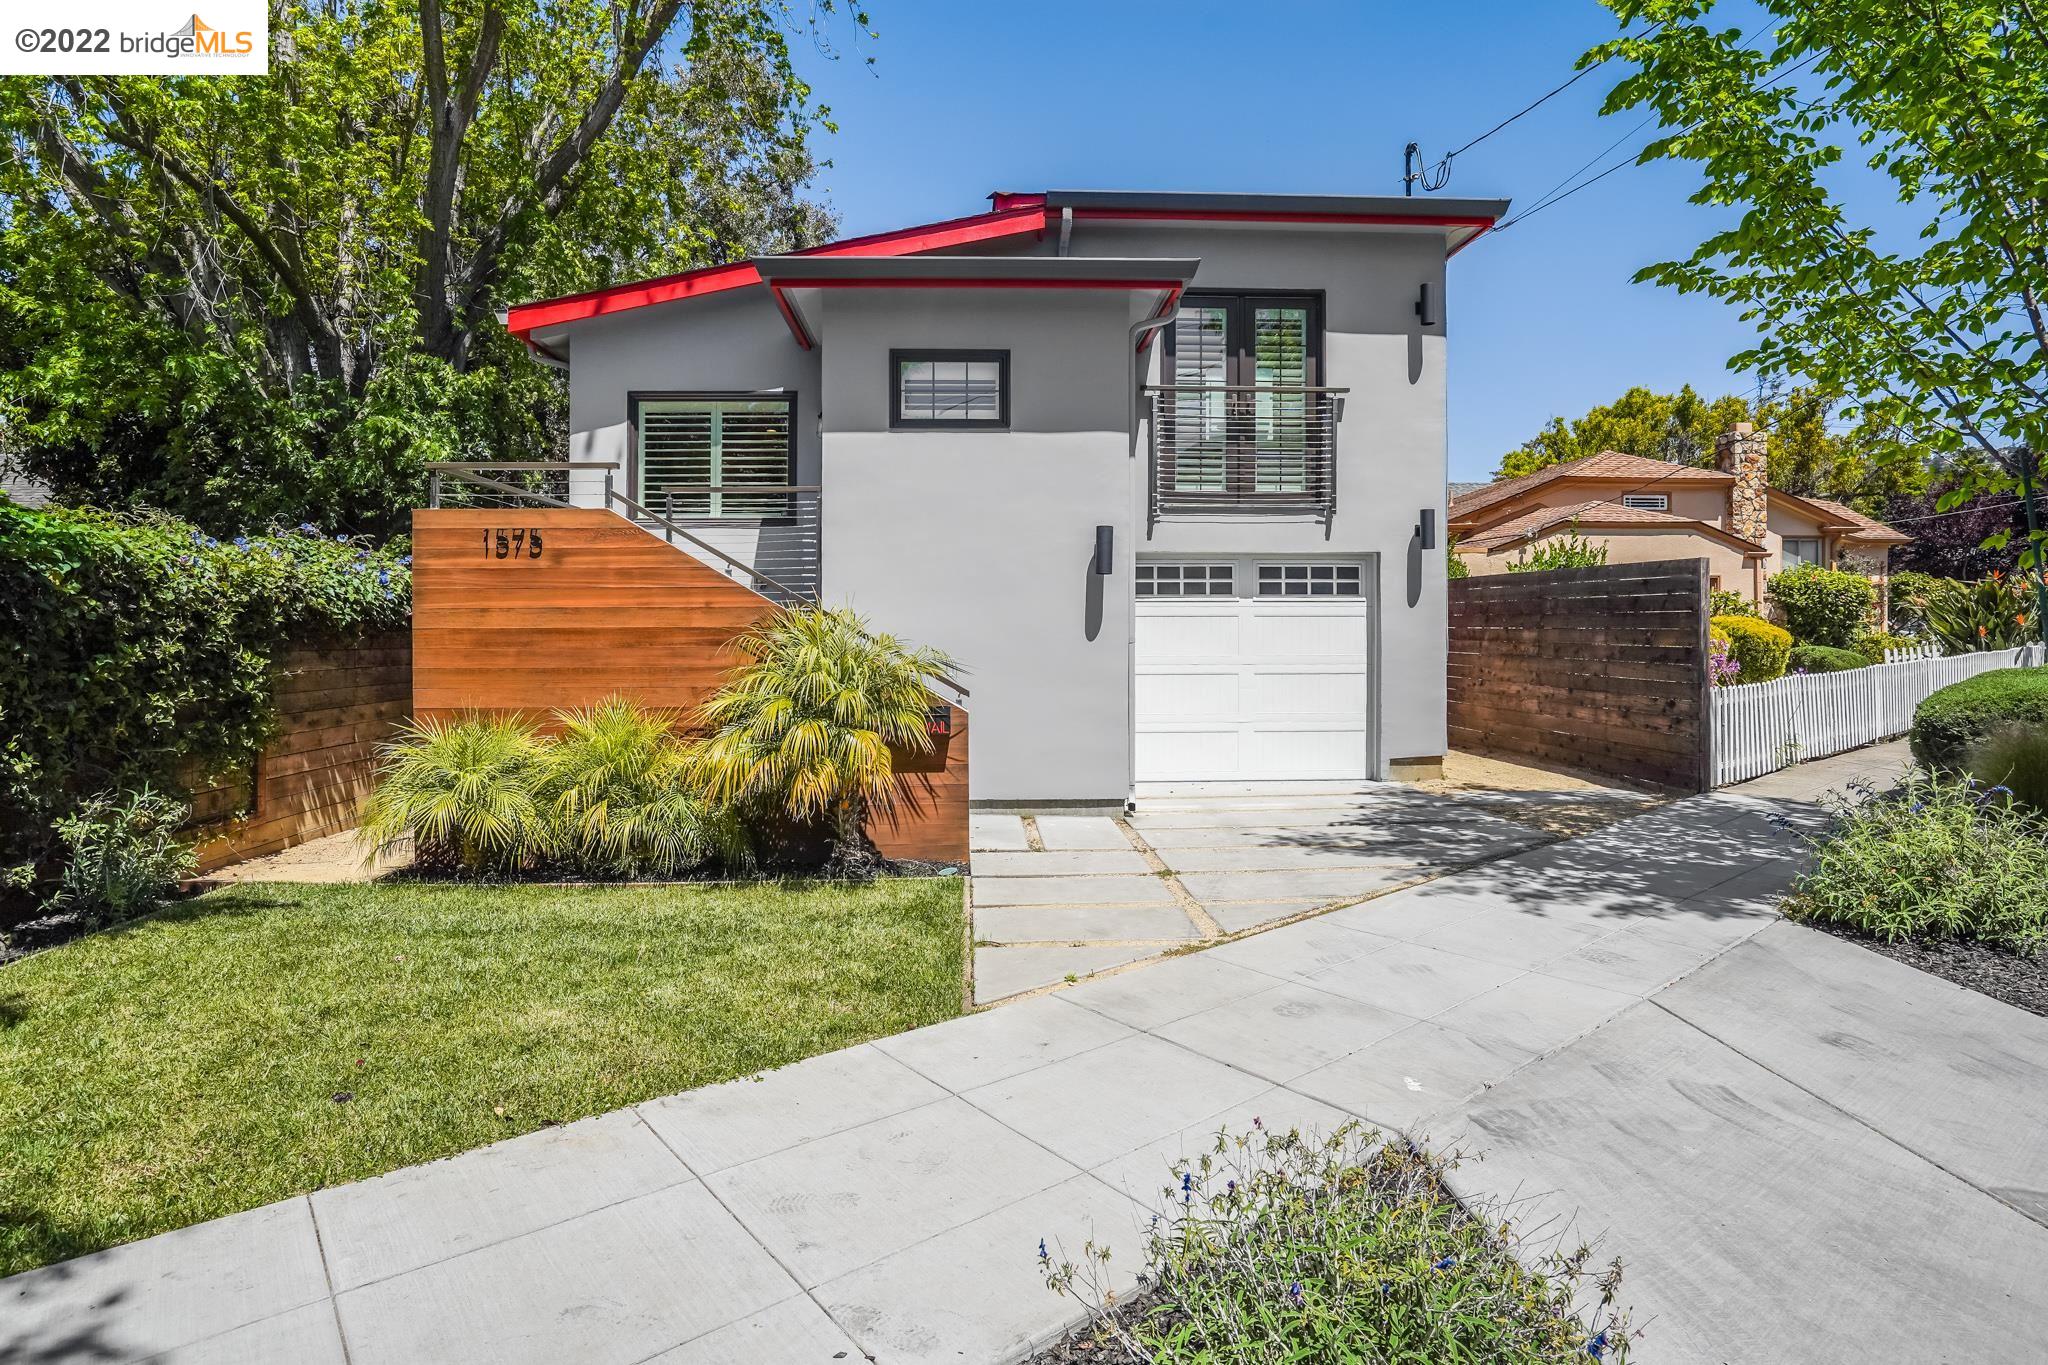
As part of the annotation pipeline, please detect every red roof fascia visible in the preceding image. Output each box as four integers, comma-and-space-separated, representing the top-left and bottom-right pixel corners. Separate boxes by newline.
506, 204, 1051, 339
1071, 207, 1498, 230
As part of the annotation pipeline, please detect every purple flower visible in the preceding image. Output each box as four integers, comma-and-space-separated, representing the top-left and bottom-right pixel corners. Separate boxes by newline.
1037, 1238, 1047, 1260
335, 533, 349, 543
1287, 1281, 1303, 1304
1433, 1255, 1457, 1271
399, 554, 413, 565
232, 535, 249, 551
378, 569, 391, 587
1587, 1329, 1610, 1359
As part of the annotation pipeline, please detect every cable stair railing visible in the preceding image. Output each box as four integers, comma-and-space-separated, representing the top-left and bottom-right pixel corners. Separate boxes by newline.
423, 461, 968, 705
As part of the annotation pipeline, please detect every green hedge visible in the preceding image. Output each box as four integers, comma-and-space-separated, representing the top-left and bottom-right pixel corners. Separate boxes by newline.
1711, 614, 1792, 684
1, 502, 410, 921
1911, 668, 2048, 771
1767, 564, 1876, 648
1789, 644, 1870, 675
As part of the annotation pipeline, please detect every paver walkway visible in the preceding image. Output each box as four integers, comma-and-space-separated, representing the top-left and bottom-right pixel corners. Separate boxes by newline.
11, 741, 2045, 1364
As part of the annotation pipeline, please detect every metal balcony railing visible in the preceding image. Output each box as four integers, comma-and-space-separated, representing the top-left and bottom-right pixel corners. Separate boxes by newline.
1144, 385, 1346, 532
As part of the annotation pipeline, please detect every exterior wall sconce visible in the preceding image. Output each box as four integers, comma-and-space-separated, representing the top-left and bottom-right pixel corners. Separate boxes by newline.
1416, 508, 1437, 550
1415, 282, 1436, 327
1093, 525, 1115, 575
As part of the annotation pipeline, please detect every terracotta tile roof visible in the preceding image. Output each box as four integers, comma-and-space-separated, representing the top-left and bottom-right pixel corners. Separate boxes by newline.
1459, 498, 1766, 554
1448, 450, 1731, 524
1797, 494, 1913, 543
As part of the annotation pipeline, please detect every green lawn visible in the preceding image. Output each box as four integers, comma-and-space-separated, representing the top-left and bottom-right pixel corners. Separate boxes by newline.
0, 877, 965, 1278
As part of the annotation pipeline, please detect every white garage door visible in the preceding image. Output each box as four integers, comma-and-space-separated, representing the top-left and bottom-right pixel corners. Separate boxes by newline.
1134, 560, 1375, 783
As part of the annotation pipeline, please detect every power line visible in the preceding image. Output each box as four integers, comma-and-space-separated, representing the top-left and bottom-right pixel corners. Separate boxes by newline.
1493, 47, 1824, 232
1405, 20, 1665, 194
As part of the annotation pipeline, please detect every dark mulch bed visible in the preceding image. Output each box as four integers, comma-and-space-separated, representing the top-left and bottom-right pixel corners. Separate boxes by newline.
1804, 918, 2048, 1018
1026, 1288, 1162, 1364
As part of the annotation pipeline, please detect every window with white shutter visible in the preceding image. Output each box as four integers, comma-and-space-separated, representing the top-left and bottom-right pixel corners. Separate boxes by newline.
633, 394, 794, 519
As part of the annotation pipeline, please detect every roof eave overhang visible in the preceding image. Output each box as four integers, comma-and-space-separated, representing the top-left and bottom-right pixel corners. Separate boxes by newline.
503, 202, 1051, 342
756, 255, 1201, 350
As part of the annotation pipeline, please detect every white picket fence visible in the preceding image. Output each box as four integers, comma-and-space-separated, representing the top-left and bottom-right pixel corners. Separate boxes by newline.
1710, 643, 2046, 786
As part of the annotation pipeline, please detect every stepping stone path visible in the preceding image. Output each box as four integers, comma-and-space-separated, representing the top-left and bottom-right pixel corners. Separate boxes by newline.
968, 786, 1559, 1004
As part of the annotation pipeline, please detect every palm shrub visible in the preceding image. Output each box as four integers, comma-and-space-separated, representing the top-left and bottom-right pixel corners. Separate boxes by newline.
540, 698, 747, 877
1911, 572, 2042, 653
1766, 564, 1875, 648
360, 715, 547, 874
693, 606, 958, 870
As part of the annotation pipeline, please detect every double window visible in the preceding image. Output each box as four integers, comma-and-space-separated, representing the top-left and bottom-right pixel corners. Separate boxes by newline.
1161, 292, 1325, 498
632, 393, 794, 519
891, 350, 1009, 428
1782, 536, 1824, 569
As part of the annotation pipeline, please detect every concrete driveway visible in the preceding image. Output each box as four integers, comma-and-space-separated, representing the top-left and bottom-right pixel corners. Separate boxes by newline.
968, 782, 1655, 1002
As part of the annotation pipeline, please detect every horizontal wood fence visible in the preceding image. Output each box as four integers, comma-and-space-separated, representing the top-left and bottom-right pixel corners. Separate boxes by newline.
189, 632, 412, 871
1710, 643, 2045, 786
1448, 560, 1711, 793
411, 508, 968, 862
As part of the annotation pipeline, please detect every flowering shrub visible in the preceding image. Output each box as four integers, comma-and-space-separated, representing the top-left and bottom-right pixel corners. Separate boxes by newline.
1708, 626, 1742, 687
1710, 613, 1792, 683
1041, 1121, 1632, 1363
1910, 572, 2043, 653
1, 502, 409, 923
1786, 771, 2048, 954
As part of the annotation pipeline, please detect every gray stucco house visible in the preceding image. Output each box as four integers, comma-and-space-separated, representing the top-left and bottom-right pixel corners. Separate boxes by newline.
505, 189, 1507, 807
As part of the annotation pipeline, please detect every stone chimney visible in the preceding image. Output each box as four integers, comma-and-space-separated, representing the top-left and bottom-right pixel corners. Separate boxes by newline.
1716, 422, 1768, 544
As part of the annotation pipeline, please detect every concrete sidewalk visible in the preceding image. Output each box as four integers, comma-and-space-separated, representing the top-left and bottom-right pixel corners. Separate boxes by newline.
0, 789, 1817, 1365
11, 741, 2045, 1364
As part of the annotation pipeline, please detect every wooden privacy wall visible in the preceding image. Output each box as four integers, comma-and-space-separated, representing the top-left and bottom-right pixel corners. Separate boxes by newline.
1447, 559, 1711, 793
411, 508, 969, 862
189, 632, 411, 872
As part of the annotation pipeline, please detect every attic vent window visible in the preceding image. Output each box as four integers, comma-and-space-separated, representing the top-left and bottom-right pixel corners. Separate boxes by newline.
1621, 494, 1669, 511
892, 350, 1009, 428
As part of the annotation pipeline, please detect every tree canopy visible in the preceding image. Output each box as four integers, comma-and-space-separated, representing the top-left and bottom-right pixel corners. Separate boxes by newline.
1497, 382, 1923, 515
1588, 0, 2048, 602
0, 0, 853, 534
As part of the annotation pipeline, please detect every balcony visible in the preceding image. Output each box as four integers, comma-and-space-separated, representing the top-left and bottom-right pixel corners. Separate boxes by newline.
1144, 385, 1345, 532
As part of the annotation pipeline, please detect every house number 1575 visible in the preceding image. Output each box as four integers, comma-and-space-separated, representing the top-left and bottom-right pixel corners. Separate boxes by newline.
483, 528, 544, 559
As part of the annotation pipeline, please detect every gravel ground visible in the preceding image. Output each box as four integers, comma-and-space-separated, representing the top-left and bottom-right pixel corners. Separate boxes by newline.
1805, 919, 2048, 1018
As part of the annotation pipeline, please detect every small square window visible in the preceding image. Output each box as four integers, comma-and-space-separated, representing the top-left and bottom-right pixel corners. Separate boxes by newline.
891, 350, 1009, 428
1138, 563, 1235, 597
1258, 563, 1362, 597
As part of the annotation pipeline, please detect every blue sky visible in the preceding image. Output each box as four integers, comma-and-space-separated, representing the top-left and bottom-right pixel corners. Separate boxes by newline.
794, 0, 1773, 482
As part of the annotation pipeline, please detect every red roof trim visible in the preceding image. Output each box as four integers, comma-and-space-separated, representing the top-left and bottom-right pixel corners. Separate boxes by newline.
507, 197, 1503, 344
506, 205, 1050, 338
1071, 207, 1497, 229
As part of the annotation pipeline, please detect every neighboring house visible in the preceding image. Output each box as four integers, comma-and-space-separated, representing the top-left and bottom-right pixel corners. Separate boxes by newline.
504, 189, 1507, 804
0, 454, 52, 508
1448, 424, 1910, 614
